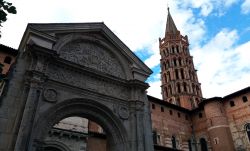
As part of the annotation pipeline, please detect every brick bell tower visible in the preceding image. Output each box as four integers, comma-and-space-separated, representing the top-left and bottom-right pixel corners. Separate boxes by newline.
159, 8, 203, 110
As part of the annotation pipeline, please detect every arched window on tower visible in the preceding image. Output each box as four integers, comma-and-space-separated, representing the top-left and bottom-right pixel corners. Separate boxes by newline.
181, 69, 184, 79
165, 49, 168, 56
192, 85, 196, 95
189, 70, 193, 80
178, 58, 182, 66
172, 46, 175, 53
162, 50, 166, 57
174, 59, 177, 66
177, 83, 181, 93
167, 72, 171, 82
200, 138, 208, 151
196, 86, 200, 96
166, 60, 170, 68
175, 69, 179, 80
168, 85, 172, 96
245, 123, 250, 141
172, 136, 177, 149
164, 74, 167, 83
183, 82, 187, 92
176, 45, 179, 53
183, 47, 186, 53
162, 62, 166, 71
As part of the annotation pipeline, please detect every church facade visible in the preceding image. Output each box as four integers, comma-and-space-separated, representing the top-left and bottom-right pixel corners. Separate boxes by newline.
0, 8, 250, 151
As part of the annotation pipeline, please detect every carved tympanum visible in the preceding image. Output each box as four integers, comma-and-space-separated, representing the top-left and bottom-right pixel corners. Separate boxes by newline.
59, 40, 124, 78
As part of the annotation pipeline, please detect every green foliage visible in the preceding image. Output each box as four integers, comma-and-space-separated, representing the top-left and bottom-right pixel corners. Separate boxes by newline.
0, 0, 16, 37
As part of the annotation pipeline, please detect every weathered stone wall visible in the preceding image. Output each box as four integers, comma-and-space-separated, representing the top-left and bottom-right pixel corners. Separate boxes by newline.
0, 23, 154, 151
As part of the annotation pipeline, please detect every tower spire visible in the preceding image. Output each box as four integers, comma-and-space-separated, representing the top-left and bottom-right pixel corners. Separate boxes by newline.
165, 7, 178, 35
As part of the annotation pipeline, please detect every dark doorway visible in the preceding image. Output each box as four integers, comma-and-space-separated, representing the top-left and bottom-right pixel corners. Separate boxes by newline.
172, 136, 176, 149
200, 138, 208, 151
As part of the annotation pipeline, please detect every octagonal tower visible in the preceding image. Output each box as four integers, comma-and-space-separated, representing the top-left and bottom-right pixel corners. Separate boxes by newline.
159, 8, 202, 109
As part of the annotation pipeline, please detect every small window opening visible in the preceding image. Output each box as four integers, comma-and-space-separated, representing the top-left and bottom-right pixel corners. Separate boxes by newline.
169, 110, 173, 115
161, 107, 164, 112
243, 96, 248, 103
230, 101, 235, 107
178, 112, 181, 118
152, 104, 155, 109
4, 56, 12, 64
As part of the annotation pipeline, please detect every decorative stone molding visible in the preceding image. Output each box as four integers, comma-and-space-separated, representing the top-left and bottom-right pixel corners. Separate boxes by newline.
43, 88, 58, 103
47, 65, 129, 100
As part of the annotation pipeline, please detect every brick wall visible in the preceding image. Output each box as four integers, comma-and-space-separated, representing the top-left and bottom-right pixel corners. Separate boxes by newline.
224, 91, 250, 150
150, 101, 192, 150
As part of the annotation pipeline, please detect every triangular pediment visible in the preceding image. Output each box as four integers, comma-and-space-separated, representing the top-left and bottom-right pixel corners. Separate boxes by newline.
19, 22, 152, 82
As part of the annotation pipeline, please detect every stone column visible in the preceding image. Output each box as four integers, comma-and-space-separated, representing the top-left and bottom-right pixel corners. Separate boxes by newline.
14, 81, 41, 151
129, 80, 154, 151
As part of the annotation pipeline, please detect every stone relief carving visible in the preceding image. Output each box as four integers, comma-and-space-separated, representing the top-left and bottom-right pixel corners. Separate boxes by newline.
59, 40, 125, 79
47, 65, 129, 100
43, 89, 58, 103
118, 106, 129, 120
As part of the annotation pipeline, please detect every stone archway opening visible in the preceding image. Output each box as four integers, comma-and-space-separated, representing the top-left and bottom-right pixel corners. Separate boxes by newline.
30, 99, 128, 151
44, 116, 108, 151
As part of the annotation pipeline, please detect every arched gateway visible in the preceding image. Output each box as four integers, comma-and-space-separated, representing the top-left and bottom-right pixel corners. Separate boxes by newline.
0, 23, 153, 151
32, 99, 128, 151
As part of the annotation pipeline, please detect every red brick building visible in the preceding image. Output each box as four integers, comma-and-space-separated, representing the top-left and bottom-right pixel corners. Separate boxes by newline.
0, 44, 17, 96
149, 8, 250, 151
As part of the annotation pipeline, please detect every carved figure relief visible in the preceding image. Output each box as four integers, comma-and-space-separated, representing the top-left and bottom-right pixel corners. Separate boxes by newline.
47, 65, 129, 100
59, 40, 125, 79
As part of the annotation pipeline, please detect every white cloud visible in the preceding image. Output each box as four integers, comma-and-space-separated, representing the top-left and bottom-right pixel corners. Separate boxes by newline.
193, 29, 250, 98
0, 0, 168, 51
147, 78, 162, 99
241, 0, 250, 14
177, 0, 240, 16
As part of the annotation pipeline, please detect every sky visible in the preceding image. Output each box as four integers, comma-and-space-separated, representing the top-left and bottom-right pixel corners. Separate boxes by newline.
0, 0, 250, 99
